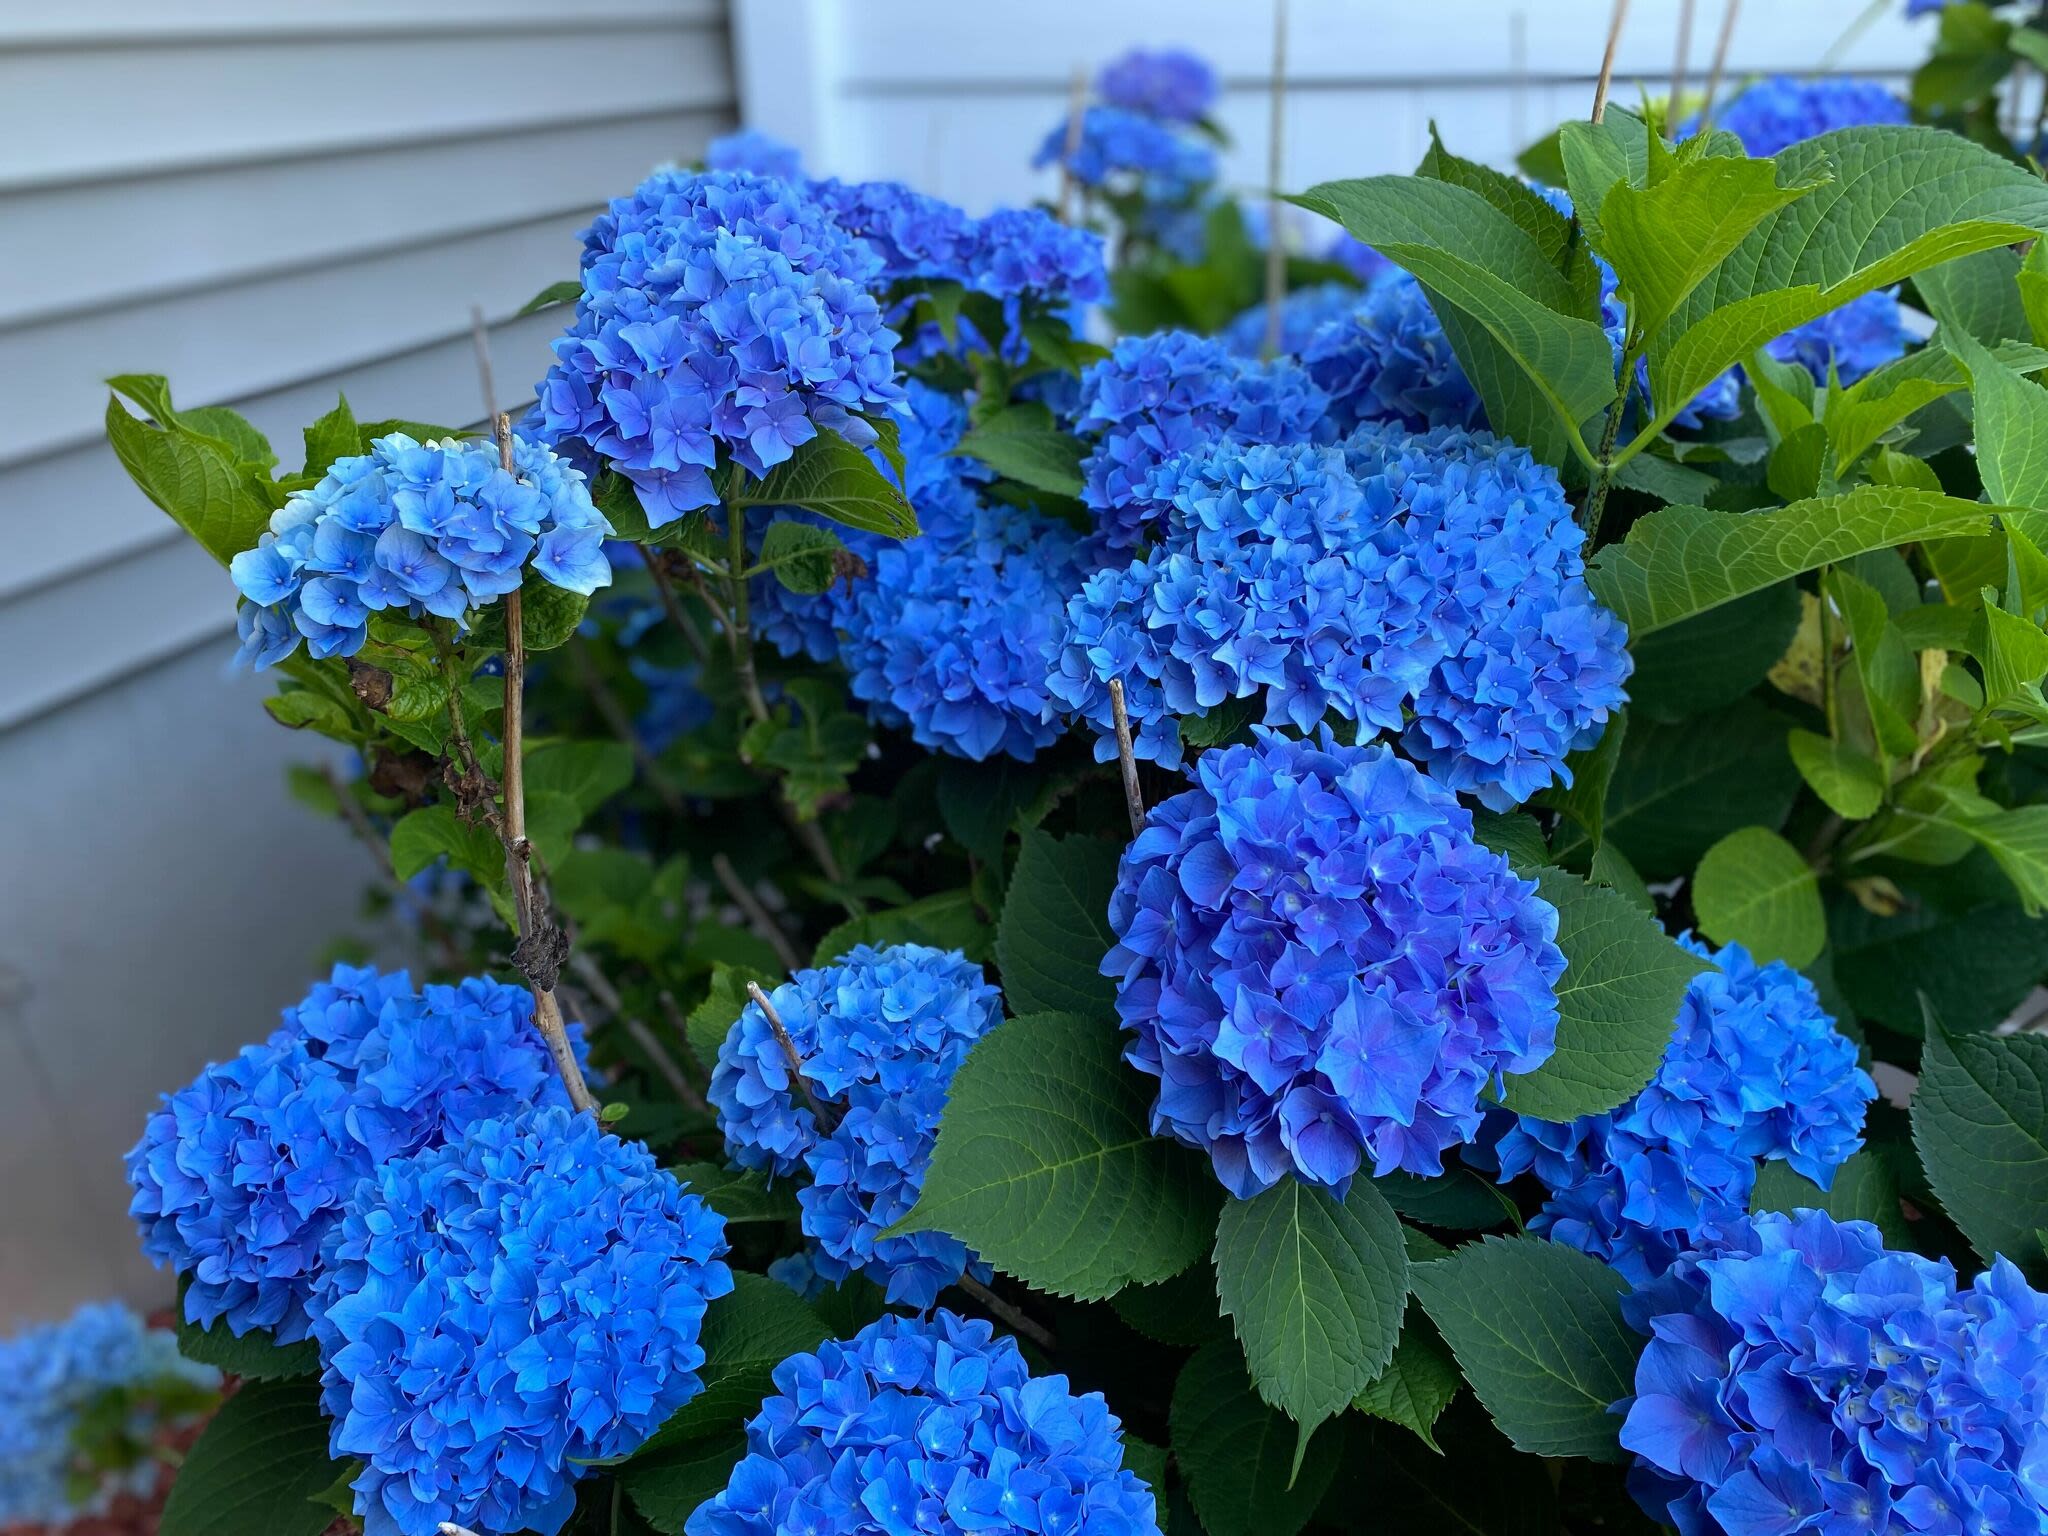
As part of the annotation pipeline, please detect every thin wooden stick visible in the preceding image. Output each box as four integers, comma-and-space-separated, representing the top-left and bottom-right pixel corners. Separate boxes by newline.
1670, 0, 1696, 121
1261, 0, 1292, 361
746, 981, 840, 1131
1700, 0, 1742, 136
623, 1014, 709, 1113
1106, 678, 1145, 837
1592, 0, 1632, 124
956, 1274, 1058, 1354
1057, 64, 1090, 225
714, 851, 803, 973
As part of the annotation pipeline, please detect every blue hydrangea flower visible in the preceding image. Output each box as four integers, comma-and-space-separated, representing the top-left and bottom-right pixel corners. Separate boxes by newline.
1035, 104, 1217, 198
0, 1303, 219, 1528
1767, 287, 1911, 386
311, 1107, 731, 1536
529, 169, 904, 525
1326, 233, 1394, 287
1696, 76, 1910, 158
1220, 281, 1366, 359
126, 964, 583, 1343
711, 943, 1004, 1307
1341, 424, 1634, 808
813, 177, 978, 289
227, 432, 611, 665
1076, 330, 1328, 554
1487, 937, 1876, 1286
1097, 46, 1219, 124
706, 127, 804, 181
1104, 729, 1565, 1196
1619, 1210, 2048, 1536
687, 1309, 1161, 1536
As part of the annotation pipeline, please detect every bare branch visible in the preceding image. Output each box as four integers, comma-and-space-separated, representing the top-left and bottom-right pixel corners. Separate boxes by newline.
1592, 0, 1632, 124
956, 1274, 1059, 1354
1106, 678, 1146, 838
746, 980, 840, 1132
714, 852, 803, 972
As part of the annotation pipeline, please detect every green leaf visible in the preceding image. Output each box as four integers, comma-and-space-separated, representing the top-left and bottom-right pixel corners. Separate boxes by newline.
1751, 1150, 1908, 1247
1353, 1306, 1463, 1452
1291, 176, 1615, 467
936, 755, 1046, 867
732, 430, 917, 540
1692, 826, 1825, 967
1378, 1168, 1521, 1232
892, 1012, 1217, 1299
1536, 713, 1625, 853
1918, 247, 2030, 346
106, 380, 275, 567
1420, 124, 1585, 265
300, 393, 359, 479
755, 519, 845, 594
1982, 598, 2048, 710
994, 830, 1120, 1018
525, 741, 633, 818
1944, 804, 2048, 914
1827, 339, 2048, 474
667, 1162, 800, 1225
1213, 1178, 1408, 1436
1500, 870, 1709, 1121
1470, 810, 1550, 874
1789, 729, 1886, 820
1589, 841, 1655, 913
618, 1431, 746, 1535
1596, 149, 1826, 343
1947, 325, 2048, 547
634, 1274, 830, 1457
1914, 1023, 2048, 1269
158, 1377, 341, 1536
520, 278, 582, 315
388, 804, 504, 890
1638, 124, 2048, 452
174, 1287, 319, 1381
1585, 487, 1994, 636
686, 963, 777, 1075
738, 679, 871, 820
949, 403, 1087, 497
1833, 899, 2048, 1035
1410, 1236, 1639, 1463
1170, 1342, 1340, 1536
1627, 580, 1803, 721
813, 888, 992, 969
1111, 1263, 1229, 1346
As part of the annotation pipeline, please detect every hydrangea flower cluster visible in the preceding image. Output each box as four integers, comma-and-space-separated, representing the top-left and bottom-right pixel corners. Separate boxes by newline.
125, 964, 582, 1342
1766, 287, 1911, 386
1104, 729, 1565, 1196
1035, 104, 1216, 199
529, 169, 904, 524
1097, 45, 1219, 124
711, 943, 1005, 1307
311, 1107, 731, 1536
1227, 273, 1481, 433
1620, 1210, 2048, 1536
1076, 330, 1328, 553
1487, 937, 1877, 1285
228, 432, 611, 666
706, 126, 805, 181
0, 1302, 219, 1528
1698, 75, 1910, 158
687, 1309, 1161, 1536
1340, 424, 1633, 807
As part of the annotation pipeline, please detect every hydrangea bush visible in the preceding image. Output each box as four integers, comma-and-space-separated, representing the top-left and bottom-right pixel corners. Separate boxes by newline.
90, 25, 2048, 1536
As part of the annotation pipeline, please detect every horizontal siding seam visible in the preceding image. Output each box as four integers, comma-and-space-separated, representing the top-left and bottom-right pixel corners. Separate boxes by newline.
0, 617, 236, 736
0, 8, 725, 54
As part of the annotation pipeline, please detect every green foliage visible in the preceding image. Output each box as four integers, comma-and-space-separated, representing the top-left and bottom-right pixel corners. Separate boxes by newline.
631, 1274, 831, 1455
1752, 1149, 1909, 1247
994, 830, 1121, 1018
1692, 826, 1825, 967
949, 402, 1087, 496
753, 520, 847, 594
1500, 871, 1709, 1121
730, 429, 917, 539
159, 1378, 341, 1536
1914, 1023, 2048, 1270
893, 1012, 1217, 1299
1170, 1343, 1341, 1536
174, 1279, 320, 1381
1411, 1237, 1639, 1463
1213, 1177, 1408, 1437
105, 376, 275, 567
1353, 1307, 1463, 1453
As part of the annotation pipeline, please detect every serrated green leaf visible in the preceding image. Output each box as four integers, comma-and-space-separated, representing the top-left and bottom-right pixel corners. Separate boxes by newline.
1111, 1262, 1228, 1346
893, 1012, 1217, 1299
1588, 841, 1654, 914
686, 963, 777, 1076
994, 830, 1120, 1018
1693, 826, 1825, 967
949, 403, 1086, 497
1629, 580, 1803, 723
388, 804, 504, 890
300, 393, 359, 479
1788, 730, 1886, 820
1470, 811, 1549, 874
1942, 804, 2048, 914
1833, 899, 2048, 1035
667, 1162, 800, 1225
1828, 337, 2048, 473
525, 740, 633, 817
1213, 1178, 1408, 1435
1751, 1149, 1908, 1247
1982, 598, 2048, 711
106, 382, 275, 567
732, 429, 917, 540
1948, 325, 2048, 547
618, 1429, 746, 1534
520, 278, 582, 315
1585, 487, 1994, 636
465, 581, 590, 652
1170, 1342, 1340, 1536
1914, 1024, 2048, 1270
1377, 1168, 1521, 1232
632, 1273, 828, 1458
158, 1377, 340, 1536
1500, 870, 1706, 1120
1536, 713, 1625, 854
173, 1278, 319, 1380
1353, 1306, 1462, 1452
755, 519, 845, 594
936, 756, 1047, 868
813, 888, 991, 969
1410, 1236, 1638, 1462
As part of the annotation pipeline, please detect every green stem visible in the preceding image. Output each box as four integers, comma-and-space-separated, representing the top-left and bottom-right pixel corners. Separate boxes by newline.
1581, 356, 1637, 548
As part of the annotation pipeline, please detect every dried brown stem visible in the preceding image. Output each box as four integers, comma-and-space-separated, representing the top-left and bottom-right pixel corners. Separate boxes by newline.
955, 1274, 1058, 1354
624, 1013, 709, 1113
644, 552, 714, 667
1592, 0, 1632, 123
1700, 0, 1742, 135
746, 980, 840, 1132
1106, 678, 1146, 838
713, 851, 803, 972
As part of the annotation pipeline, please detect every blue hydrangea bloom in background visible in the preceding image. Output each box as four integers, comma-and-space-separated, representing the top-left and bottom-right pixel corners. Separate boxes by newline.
1488, 937, 1876, 1286
705, 127, 805, 181
126, 964, 582, 1343
1097, 45, 1219, 124
1104, 730, 1565, 1196
1767, 287, 1911, 385
227, 432, 612, 666
1620, 1210, 2048, 1536
529, 170, 904, 525
1259, 272, 1482, 433
1035, 104, 1217, 198
1076, 330, 1328, 554
687, 1309, 1161, 1536
1694, 75, 1910, 158
712, 942, 1005, 1307
1341, 424, 1634, 808
0, 1302, 219, 1528
311, 1106, 730, 1536
1220, 281, 1365, 359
